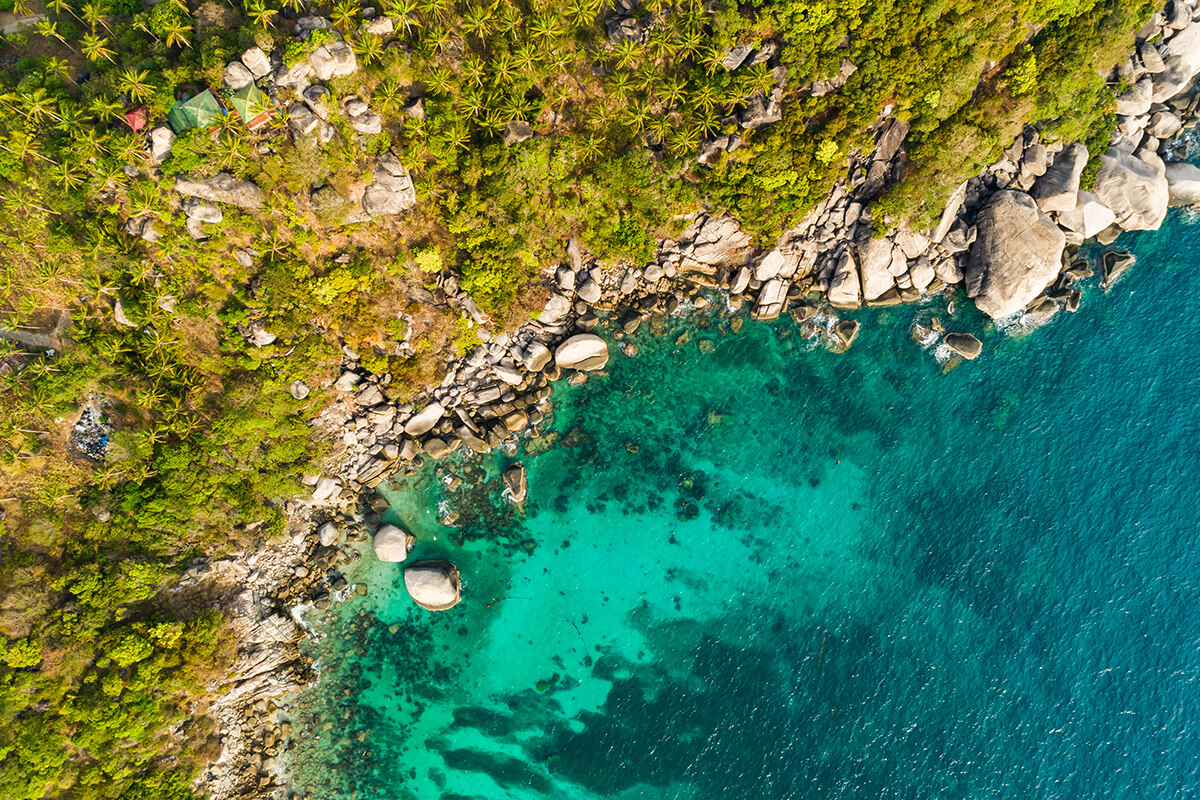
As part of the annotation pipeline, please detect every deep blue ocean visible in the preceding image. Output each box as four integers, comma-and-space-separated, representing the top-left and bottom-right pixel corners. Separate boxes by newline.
284, 210, 1200, 799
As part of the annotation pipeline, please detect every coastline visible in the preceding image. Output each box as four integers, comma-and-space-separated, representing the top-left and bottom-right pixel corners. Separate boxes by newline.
195, 6, 1200, 798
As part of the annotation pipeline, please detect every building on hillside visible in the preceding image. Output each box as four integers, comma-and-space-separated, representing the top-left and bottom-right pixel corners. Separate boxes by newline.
166, 90, 224, 133
228, 83, 274, 131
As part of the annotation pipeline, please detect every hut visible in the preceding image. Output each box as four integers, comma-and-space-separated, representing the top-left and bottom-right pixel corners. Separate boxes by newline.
228, 83, 273, 131
166, 90, 223, 133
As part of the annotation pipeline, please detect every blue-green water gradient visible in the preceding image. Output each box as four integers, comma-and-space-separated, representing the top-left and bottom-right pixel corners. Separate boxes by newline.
285, 211, 1200, 800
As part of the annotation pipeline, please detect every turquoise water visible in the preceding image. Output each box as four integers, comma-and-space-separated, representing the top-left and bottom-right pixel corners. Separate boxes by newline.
285, 211, 1200, 800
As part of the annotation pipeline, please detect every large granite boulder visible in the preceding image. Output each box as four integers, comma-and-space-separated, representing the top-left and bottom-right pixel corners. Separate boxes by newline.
362, 154, 417, 216
175, 173, 265, 209
1093, 149, 1169, 232
827, 250, 861, 309
1055, 191, 1116, 239
554, 334, 609, 370
373, 524, 414, 562
308, 41, 357, 81
1165, 161, 1200, 206
149, 126, 175, 162
404, 402, 444, 436
1030, 142, 1087, 213
242, 46, 272, 78
1115, 76, 1153, 116
404, 561, 462, 611
856, 238, 901, 302
223, 61, 254, 90
965, 191, 1066, 320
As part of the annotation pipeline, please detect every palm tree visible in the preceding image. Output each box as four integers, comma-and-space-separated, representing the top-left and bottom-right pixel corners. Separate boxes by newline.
460, 3, 495, 44
613, 38, 639, 70
529, 12, 563, 43
461, 52, 485, 87
564, 0, 595, 30
244, 0, 278, 30
22, 88, 62, 124
659, 74, 686, 108
646, 113, 672, 145
374, 79, 404, 113
496, 3, 521, 39
354, 33, 385, 65
162, 15, 193, 49
87, 95, 124, 123
49, 162, 87, 191
118, 68, 155, 104
383, 0, 419, 35
491, 52, 516, 85
418, 0, 452, 26
690, 80, 721, 113
329, 0, 357, 31
42, 56, 76, 89
35, 19, 74, 52
513, 42, 541, 75
81, 34, 117, 64
426, 65, 454, 95
80, 1, 112, 33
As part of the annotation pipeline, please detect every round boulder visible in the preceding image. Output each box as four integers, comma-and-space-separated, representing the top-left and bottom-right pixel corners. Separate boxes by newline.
373, 524, 414, 562
404, 560, 462, 611
554, 334, 609, 371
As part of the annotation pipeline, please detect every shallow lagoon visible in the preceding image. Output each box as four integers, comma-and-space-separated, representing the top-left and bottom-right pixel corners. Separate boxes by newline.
285, 212, 1200, 800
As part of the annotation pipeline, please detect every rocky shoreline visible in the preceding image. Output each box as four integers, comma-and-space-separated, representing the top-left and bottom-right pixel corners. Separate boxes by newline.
195, 4, 1200, 798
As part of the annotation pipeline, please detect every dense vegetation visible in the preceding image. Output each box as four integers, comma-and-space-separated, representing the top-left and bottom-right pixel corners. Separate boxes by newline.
0, 0, 1157, 796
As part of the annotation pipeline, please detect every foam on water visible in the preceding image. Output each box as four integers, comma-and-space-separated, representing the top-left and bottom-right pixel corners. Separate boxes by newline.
283, 211, 1200, 800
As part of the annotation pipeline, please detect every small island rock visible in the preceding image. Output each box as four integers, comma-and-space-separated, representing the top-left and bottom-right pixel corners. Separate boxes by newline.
373, 524, 414, 562
404, 560, 462, 611
943, 332, 983, 360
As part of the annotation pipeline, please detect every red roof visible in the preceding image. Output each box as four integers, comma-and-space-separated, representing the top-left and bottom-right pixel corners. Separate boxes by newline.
125, 106, 148, 132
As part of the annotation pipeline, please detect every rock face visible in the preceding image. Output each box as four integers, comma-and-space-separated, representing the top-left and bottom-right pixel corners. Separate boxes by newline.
373, 524, 413, 562
1030, 143, 1087, 212
242, 46, 271, 77
362, 154, 417, 217
317, 521, 339, 547
223, 61, 254, 90
404, 561, 462, 611
1165, 161, 1200, 205
1056, 191, 1116, 239
554, 334, 609, 371
966, 191, 1066, 320
827, 251, 861, 308
1093, 148, 1169, 231
175, 173, 265, 209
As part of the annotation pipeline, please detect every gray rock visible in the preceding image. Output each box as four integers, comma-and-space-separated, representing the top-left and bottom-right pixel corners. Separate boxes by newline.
404, 402, 444, 435
721, 43, 753, 70
289, 103, 320, 135
351, 112, 383, 134
833, 319, 859, 350
1165, 160, 1200, 205
1146, 110, 1182, 138
242, 46, 272, 78
909, 257, 936, 291
827, 250, 861, 309
503, 462, 527, 504
344, 97, 368, 117
183, 199, 223, 223
1116, 76, 1153, 115
751, 278, 788, 321
373, 524, 413, 562
312, 476, 339, 502
289, 380, 310, 400
1055, 190, 1116, 238
503, 120, 534, 145
943, 332, 982, 360
857, 238, 897, 302
364, 16, 393, 35
555, 334, 608, 371
606, 16, 643, 43
175, 173, 265, 209
403, 560, 462, 611
965, 191, 1066, 320
522, 342, 553, 372
1140, 42, 1167, 73
244, 323, 276, 347
274, 61, 312, 89
740, 90, 782, 129
1031, 142, 1088, 213
308, 41, 358, 81
1151, 55, 1195, 102
576, 281, 602, 304
223, 60, 254, 90
1102, 250, 1136, 287
753, 249, 786, 281
363, 155, 417, 216
317, 521, 339, 547
1093, 148, 1169, 231
149, 126, 175, 162
302, 85, 330, 119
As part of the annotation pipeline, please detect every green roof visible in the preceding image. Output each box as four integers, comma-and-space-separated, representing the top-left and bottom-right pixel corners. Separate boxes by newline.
167, 90, 223, 133
229, 84, 271, 125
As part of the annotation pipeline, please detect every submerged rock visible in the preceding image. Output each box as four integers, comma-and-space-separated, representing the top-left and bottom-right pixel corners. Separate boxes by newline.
503, 462, 527, 504
404, 561, 462, 611
943, 332, 983, 360
373, 524, 414, 562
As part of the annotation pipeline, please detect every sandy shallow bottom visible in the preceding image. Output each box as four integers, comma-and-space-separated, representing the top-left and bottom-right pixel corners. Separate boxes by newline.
284, 212, 1200, 800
